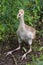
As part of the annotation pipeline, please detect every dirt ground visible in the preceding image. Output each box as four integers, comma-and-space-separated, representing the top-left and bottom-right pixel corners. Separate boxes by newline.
0, 34, 43, 65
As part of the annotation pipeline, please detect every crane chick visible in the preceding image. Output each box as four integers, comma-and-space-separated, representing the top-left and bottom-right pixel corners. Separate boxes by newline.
17, 9, 36, 60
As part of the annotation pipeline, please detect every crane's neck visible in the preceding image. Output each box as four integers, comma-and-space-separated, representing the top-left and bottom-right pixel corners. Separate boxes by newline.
19, 16, 25, 30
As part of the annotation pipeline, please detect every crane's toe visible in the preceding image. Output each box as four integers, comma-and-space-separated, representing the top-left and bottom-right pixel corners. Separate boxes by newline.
7, 51, 12, 56
4, 51, 12, 56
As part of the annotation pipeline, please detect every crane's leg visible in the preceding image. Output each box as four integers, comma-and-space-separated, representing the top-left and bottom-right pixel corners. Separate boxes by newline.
4, 38, 22, 56
22, 39, 32, 60
14, 38, 22, 51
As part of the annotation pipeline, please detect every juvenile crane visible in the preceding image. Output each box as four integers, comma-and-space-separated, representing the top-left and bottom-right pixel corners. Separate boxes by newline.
16, 9, 36, 60
5, 9, 36, 60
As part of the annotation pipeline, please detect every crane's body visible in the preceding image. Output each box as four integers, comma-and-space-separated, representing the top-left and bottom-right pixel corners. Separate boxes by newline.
17, 24, 36, 42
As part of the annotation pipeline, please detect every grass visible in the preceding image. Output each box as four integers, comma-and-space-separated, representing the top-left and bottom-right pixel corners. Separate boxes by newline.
27, 54, 43, 65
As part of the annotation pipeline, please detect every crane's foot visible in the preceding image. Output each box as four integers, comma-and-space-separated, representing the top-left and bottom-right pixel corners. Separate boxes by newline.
4, 46, 21, 56
21, 54, 26, 60
4, 50, 13, 56
21, 48, 32, 60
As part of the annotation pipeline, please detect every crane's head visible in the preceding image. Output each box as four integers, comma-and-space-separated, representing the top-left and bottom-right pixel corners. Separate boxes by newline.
17, 9, 24, 18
